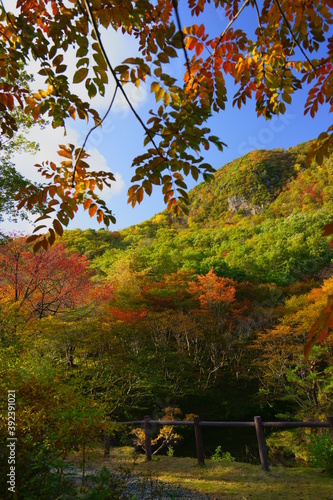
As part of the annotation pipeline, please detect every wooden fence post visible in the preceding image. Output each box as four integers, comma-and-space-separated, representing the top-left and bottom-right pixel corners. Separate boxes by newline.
194, 415, 205, 465
144, 415, 152, 461
327, 416, 333, 443
254, 416, 269, 472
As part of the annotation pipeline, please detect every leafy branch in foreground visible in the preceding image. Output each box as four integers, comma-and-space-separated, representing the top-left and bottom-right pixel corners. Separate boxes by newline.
15, 144, 116, 251
0, 0, 331, 246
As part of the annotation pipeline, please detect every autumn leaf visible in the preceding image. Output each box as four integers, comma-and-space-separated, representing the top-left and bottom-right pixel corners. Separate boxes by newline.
304, 294, 333, 360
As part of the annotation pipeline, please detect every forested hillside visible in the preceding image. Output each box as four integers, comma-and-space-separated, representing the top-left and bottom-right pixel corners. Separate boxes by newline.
65, 141, 333, 286
1, 141, 333, 496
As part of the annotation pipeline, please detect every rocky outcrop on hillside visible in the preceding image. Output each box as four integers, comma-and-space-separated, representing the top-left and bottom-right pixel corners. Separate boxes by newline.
227, 194, 265, 215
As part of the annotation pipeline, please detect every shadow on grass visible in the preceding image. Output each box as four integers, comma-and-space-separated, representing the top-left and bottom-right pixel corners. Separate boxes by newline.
71, 446, 333, 500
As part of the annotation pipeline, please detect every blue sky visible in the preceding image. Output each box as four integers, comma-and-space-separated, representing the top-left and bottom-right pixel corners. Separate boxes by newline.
2, 1, 332, 234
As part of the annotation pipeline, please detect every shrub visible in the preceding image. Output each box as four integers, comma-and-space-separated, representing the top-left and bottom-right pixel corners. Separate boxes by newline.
308, 431, 333, 475
211, 446, 235, 463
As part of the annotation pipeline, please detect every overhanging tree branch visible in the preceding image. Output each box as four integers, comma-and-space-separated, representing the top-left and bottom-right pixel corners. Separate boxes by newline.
82, 0, 168, 167
72, 86, 118, 187
172, 0, 191, 79
213, 0, 250, 55
0, 0, 60, 96
273, 0, 317, 75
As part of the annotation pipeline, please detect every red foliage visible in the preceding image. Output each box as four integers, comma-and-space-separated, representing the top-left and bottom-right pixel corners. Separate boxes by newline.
0, 238, 92, 318
108, 307, 147, 324
188, 269, 236, 313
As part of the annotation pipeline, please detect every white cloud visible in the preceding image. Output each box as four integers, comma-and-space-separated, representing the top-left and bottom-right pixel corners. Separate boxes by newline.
87, 147, 125, 200
0, 122, 125, 235
12, 124, 80, 183
112, 84, 148, 116
0, 216, 34, 236
12, 123, 124, 194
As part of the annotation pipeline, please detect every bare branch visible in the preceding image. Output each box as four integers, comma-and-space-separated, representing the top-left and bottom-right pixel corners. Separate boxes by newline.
252, 0, 261, 30
214, 0, 250, 55
172, 0, 191, 79
72, 86, 118, 187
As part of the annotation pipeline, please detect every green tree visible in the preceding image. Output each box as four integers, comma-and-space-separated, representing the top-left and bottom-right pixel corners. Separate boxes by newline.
0, 67, 44, 222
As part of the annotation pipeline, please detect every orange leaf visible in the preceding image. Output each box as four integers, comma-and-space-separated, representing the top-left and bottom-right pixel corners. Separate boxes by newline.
57, 150, 72, 159
196, 24, 205, 38
137, 187, 144, 204
26, 234, 39, 243
304, 294, 333, 359
32, 105, 40, 121
41, 238, 49, 251
49, 185, 56, 198
97, 209, 103, 224
33, 240, 43, 253
48, 228, 56, 246
89, 204, 97, 217
196, 43, 204, 57
322, 222, 333, 236
83, 198, 93, 210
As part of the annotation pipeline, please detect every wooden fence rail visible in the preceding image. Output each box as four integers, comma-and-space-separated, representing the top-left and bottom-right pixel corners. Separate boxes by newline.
117, 415, 333, 472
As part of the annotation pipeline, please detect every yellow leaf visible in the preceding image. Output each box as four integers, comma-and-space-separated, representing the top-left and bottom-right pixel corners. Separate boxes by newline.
156, 87, 165, 102
151, 82, 160, 93
163, 92, 170, 106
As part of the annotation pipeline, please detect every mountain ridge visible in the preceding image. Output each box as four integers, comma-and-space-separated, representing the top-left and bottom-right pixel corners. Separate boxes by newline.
63, 140, 333, 286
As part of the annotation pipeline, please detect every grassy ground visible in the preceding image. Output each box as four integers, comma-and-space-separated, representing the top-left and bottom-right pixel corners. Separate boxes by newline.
77, 446, 333, 500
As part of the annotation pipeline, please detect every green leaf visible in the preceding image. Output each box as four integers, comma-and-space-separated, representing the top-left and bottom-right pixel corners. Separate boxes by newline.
158, 52, 169, 64
73, 67, 89, 84
55, 64, 67, 74
171, 32, 183, 49
282, 92, 292, 104
52, 54, 63, 66
77, 46, 88, 58
88, 82, 97, 99
77, 57, 89, 68
93, 51, 107, 70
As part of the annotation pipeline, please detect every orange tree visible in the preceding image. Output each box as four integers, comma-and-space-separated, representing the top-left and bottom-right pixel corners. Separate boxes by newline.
252, 278, 333, 420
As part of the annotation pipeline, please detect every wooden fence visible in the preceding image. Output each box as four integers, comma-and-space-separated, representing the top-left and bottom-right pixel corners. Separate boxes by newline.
118, 415, 333, 471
